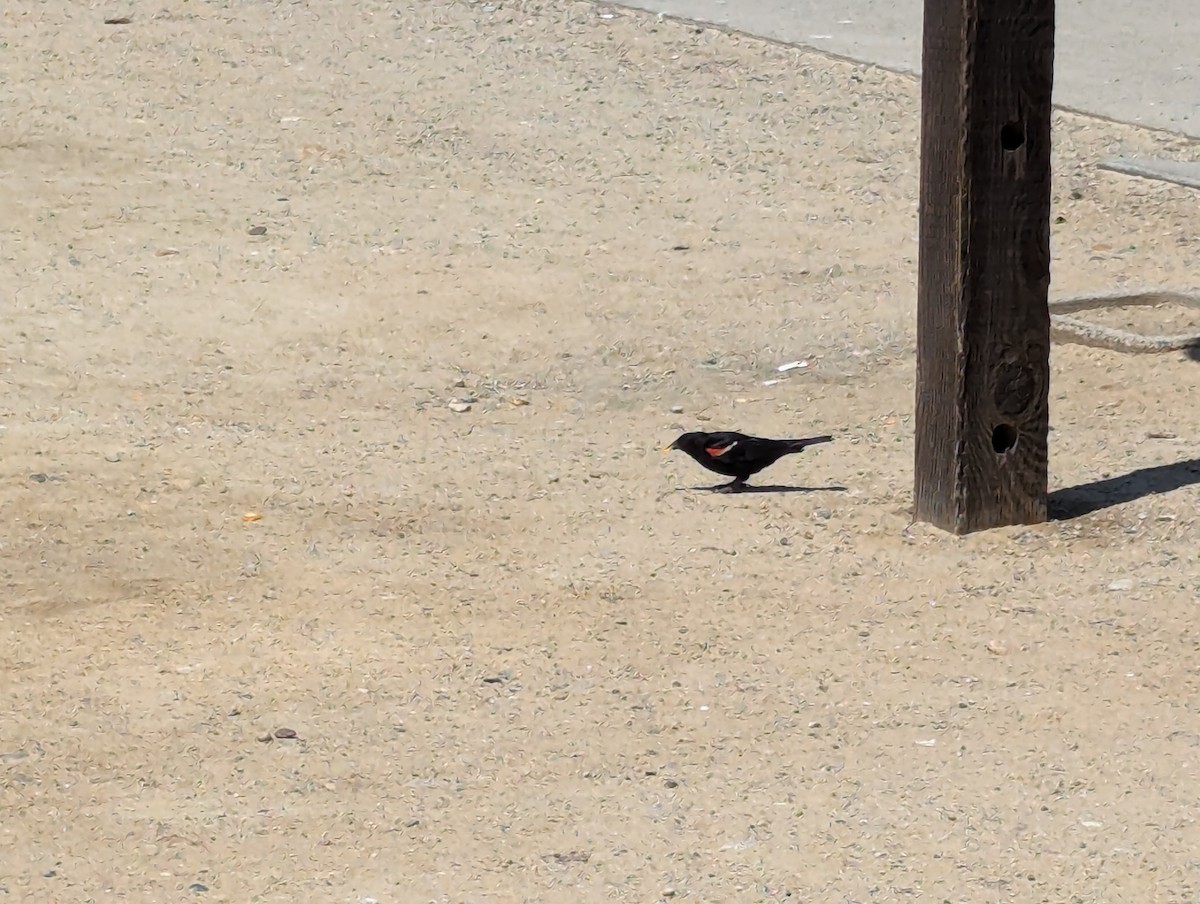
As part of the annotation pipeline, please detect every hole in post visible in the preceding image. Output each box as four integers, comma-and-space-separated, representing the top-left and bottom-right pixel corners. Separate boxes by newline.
1000, 122, 1025, 151
991, 423, 1018, 454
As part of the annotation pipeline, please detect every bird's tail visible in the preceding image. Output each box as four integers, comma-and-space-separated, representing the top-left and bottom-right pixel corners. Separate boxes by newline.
782, 435, 833, 453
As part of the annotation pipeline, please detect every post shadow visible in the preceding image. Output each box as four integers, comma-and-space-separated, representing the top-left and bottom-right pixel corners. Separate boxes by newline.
1049, 458, 1200, 519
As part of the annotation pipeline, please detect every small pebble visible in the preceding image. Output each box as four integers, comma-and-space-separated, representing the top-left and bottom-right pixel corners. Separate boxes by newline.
669, 404, 684, 413
1108, 579, 1134, 591
189, 883, 208, 893
248, 225, 267, 236
274, 727, 298, 739
547, 474, 560, 483
448, 399, 472, 413
104, 451, 123, 463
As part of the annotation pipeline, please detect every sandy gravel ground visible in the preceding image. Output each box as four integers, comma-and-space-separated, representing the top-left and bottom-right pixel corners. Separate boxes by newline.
3, 1, 1200, 901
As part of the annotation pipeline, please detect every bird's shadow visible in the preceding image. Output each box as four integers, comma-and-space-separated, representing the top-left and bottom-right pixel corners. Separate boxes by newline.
689, 483, 849, 495
1049, 457, 1200, 519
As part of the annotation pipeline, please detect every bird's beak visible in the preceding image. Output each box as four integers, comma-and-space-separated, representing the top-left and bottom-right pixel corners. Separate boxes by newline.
661, 442, 675, 455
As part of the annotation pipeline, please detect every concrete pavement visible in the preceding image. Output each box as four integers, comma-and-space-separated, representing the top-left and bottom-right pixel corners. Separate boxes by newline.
614, 0, 1200, 138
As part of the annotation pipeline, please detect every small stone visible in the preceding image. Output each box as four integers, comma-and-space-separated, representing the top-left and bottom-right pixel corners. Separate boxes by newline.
1108, 579, 1134, 592
30, 473, 48, 483
663, 888, 677, 898
547, 474, 560, 483
669, 404, 684, 413
104, 451, 123, 463
274, 727, 298, 739
404, 818, 420, 828
452, 378, 466, 388
664, 778, 679, 788
189, 883, 208, 893
447, 399, 472, 413
248, 225, 267, 236
985, 640, 1009, 655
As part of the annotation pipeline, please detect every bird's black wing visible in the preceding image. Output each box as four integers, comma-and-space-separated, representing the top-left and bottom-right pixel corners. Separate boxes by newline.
701, 433, 784, 470
698, 432, 749, 457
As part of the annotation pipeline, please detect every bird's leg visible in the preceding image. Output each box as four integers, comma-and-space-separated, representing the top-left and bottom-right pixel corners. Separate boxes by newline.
711, 478, 747, 494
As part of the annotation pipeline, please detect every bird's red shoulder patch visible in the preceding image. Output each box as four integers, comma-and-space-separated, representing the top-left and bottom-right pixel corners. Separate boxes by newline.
704, 440, 738, 457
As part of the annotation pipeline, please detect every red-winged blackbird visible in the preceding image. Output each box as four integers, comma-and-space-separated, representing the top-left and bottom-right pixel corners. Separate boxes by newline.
665, 430, 833, 492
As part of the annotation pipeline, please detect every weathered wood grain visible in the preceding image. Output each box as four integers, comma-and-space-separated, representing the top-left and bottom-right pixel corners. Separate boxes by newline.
915, 0, 1055, 533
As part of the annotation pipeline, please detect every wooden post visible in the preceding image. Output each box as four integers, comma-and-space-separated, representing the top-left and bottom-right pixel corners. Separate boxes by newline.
915, 0, 1055, 534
